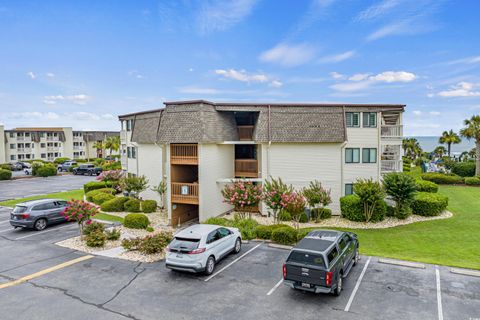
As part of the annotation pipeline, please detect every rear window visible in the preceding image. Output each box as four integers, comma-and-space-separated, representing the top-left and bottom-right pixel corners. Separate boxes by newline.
287, 251, 325, 268
169, 237, 200, 251
13, 206, 28, 214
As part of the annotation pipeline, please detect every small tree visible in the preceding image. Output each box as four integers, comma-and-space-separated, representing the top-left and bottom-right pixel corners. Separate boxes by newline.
120, 175, 149, 198
61, 200, 100, 240
151, 179, 167, 209
302, 180, 332, 209
353, 179, 385, 223
97, 170, 124, 182
264, 177, 293, 223
383, 173, 417, 219
280, 191, 306, 229
221, 180, 263, 219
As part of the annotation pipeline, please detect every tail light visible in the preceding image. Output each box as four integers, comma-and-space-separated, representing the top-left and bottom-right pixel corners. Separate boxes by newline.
326, 271, 333, 287
282, 263, 287, 279
187, 248, 206, 254
21, 213, 30, 219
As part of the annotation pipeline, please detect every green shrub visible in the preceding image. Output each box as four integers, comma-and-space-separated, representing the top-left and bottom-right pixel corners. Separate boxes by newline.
105, 228, 121, 241
124, 213, 149, 229
203, 217, 233, 226
278, 210, 292, 221
0, 164, 12, 171
271, 226, 298, 245
451, 162, 476, 177
85, 231, 107, 247
92, 193, 115, 205
395, 205, 412, 219
82, 221, 105, 236
415, 180, 439, 193
0, 168, 12, 180
141, 200, 157, 213
353, 179, 386, 223
100, 197, 129, 212
411, 192, 449, 216
310, 208, 332, 221
232, 217, 258, 240
299, 212, 308, 223
122, 232, 173, 254
54, 157, 70, 164
146, 226, 154, 232
84, 181, 113, 193
101, 161, 122, 171
296, 228, 312, 241
340, 195, 386, 222
124, 198, 141, 213
421, 173, 463, 185
383, 173, 416, 220
386, 205, 395, 217
465, 177, 480, 186
255, 224, 288, 240
35, 164, 57, 177
86, 188, 115, 202
121, 238, 142, 250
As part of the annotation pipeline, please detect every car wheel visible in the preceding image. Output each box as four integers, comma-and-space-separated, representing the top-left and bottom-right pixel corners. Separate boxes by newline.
34, 218, 47, 231
353, 248, 359, 266
333, 274, 343, 296
205, 256, 215, 275
233, 238, 241, 254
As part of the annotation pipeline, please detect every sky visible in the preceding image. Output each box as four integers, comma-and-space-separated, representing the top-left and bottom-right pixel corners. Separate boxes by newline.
0, 0, 479, 135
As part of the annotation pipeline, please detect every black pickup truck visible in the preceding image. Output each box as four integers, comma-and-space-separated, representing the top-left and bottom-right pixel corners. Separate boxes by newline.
283, 230, 359, 296
72, 164, 102, 176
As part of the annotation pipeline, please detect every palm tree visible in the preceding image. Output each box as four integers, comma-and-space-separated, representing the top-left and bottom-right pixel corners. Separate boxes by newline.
438, 129, 461, 157
402, 138, 423, 160
93, 141, 105, 159
460, 115, 480, 176
468, 147, 477, 159
434, 146, 447, 158
459, 151, 469, 162
104, 136, 120, 156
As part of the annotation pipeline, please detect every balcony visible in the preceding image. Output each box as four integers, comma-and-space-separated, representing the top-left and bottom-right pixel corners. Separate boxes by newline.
235, 159, 258, 178
47, 147, 60, 152
46, 136, 59, 141
381, 125, 403, 138
171, 144, 198, 165
237, 125, 254, 141
381, 160, 402, 173
171, 182, 199, 205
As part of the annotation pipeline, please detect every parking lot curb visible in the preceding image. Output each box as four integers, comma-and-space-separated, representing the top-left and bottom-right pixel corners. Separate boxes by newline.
268, 243, 293, 250
378, 258, 425, 269
450, 267, 480, 278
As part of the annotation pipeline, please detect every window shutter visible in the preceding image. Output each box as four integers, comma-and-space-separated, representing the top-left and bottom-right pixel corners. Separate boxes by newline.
363, 113, 369, 127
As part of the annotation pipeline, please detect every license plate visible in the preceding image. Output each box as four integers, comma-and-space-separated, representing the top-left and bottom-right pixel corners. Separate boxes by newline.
301, 283, 311, 288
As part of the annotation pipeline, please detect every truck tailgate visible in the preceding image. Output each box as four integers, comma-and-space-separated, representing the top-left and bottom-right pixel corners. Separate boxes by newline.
285, 263, 327, 286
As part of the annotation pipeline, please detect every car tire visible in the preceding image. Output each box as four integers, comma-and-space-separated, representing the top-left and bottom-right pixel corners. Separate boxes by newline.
233, 238, 241, 254
333, 274, 343, 296
204, 256, 215, 275
34, 218, 47, 231
353, 248, 359, 266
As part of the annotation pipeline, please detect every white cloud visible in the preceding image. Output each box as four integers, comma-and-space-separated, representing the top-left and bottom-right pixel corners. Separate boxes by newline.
259, 43, 316, 67
436, 82, 480, 97
27, 71, 36, 80
46, 72, 55, 78
318, 50, 355, 63
43, 94, 91, 105
429, 111, 441, 116
269, 80, 283, 88
179, 86, 221, 95
330, 70, 416, 92
197, 0, 257, 34
366, 20, 412, 41
330, 81, 372, 92
356, 0, 401, 21
215, 69, 268, 83
188, 68, 194, 72
8, 112, 60, 120
413, 110, 422, 116
446, 56, 480, 65
370, 71, 417, 82
348, 73, 371, 81
329, 72, 345, 80
67, 112, 113, 121
128, 70, 143, 79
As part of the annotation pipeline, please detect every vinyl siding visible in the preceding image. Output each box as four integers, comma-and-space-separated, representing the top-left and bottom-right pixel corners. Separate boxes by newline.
136, 144, 164, 202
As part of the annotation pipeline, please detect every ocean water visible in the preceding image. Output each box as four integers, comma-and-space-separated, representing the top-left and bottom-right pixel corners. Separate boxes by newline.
409, 136, 475, 155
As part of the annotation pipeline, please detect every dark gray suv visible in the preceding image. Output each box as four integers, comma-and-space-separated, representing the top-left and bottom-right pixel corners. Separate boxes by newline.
9, 199, 69, 231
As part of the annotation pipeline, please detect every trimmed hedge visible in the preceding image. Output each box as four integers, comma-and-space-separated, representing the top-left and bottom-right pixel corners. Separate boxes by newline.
35, 164, 57, 177
255, 224, 288, 240
278, 210, 292, 221
233, 218, 258, 240
421, 173, 463, 185
86, 188, 115, 202
0, 164, 12, 171
105, 229, 121, 240
411, 192, 448, 216
415, 179, 439, 193
271, 226, 297, 245
141, 200, 157, 213
124, 213, 150, 229
84, 181, 113, 193
124, 198, 141, 213
92, 193, 115, 205
85, 231, 106, 247
0, 168, 12, 180
83, 221, 104, 236
340, 195, 386, 222
100, 197, 129, 212
451, 162, 476, 177
310, 208, 332, 221
465, 176, 480, 186
203, 217, 233, 226
299, 212, 308, 223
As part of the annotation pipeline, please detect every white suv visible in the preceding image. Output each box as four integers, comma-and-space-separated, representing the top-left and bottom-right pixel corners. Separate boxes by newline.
166, 224, 242, 275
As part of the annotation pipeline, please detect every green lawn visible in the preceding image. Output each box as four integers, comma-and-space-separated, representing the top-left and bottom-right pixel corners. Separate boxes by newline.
336, 185, 480, 269
95, 212, 124, 224
0, 189, 84, 207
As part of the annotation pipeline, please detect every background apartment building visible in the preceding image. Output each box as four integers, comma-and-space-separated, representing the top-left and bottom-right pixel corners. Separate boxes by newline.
0, 125, 119, 163
119, 100, 404, 225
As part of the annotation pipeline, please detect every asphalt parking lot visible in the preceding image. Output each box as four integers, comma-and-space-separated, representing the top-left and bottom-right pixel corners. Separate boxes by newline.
0, 175, 96, 201
0, 204, 478, 320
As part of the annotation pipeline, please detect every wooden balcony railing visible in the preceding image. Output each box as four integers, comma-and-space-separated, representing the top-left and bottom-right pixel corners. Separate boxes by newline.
171, 182, 199, 205
381, 125, 403, 138
381, 160, 402, 173
238, 125, 254, 141
171, 144, 198, 165
235, 159, 258, 178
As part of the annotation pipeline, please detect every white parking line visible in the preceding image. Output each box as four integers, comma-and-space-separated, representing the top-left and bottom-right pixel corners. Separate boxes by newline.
204, 243, 262, 282
15, 224, 75, 240
436, 267, 444, 320
344, 257, 371, 312
0, 228, 14, 234
266, 278, 283, 296
0, 220, 10, 225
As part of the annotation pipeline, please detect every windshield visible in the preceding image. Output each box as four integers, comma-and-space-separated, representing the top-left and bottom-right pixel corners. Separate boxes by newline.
287, 251, 325, 268
169, 237, 200, 251
13, 206, 28, 214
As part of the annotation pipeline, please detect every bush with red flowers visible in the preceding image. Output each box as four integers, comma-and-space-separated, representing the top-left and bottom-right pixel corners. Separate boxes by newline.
221, 180, 263, 218
61, 200, 100, 239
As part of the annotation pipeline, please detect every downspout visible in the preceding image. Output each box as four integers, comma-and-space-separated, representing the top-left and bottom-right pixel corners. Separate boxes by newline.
267, 104, 271, 179
341, 106, 347, 196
